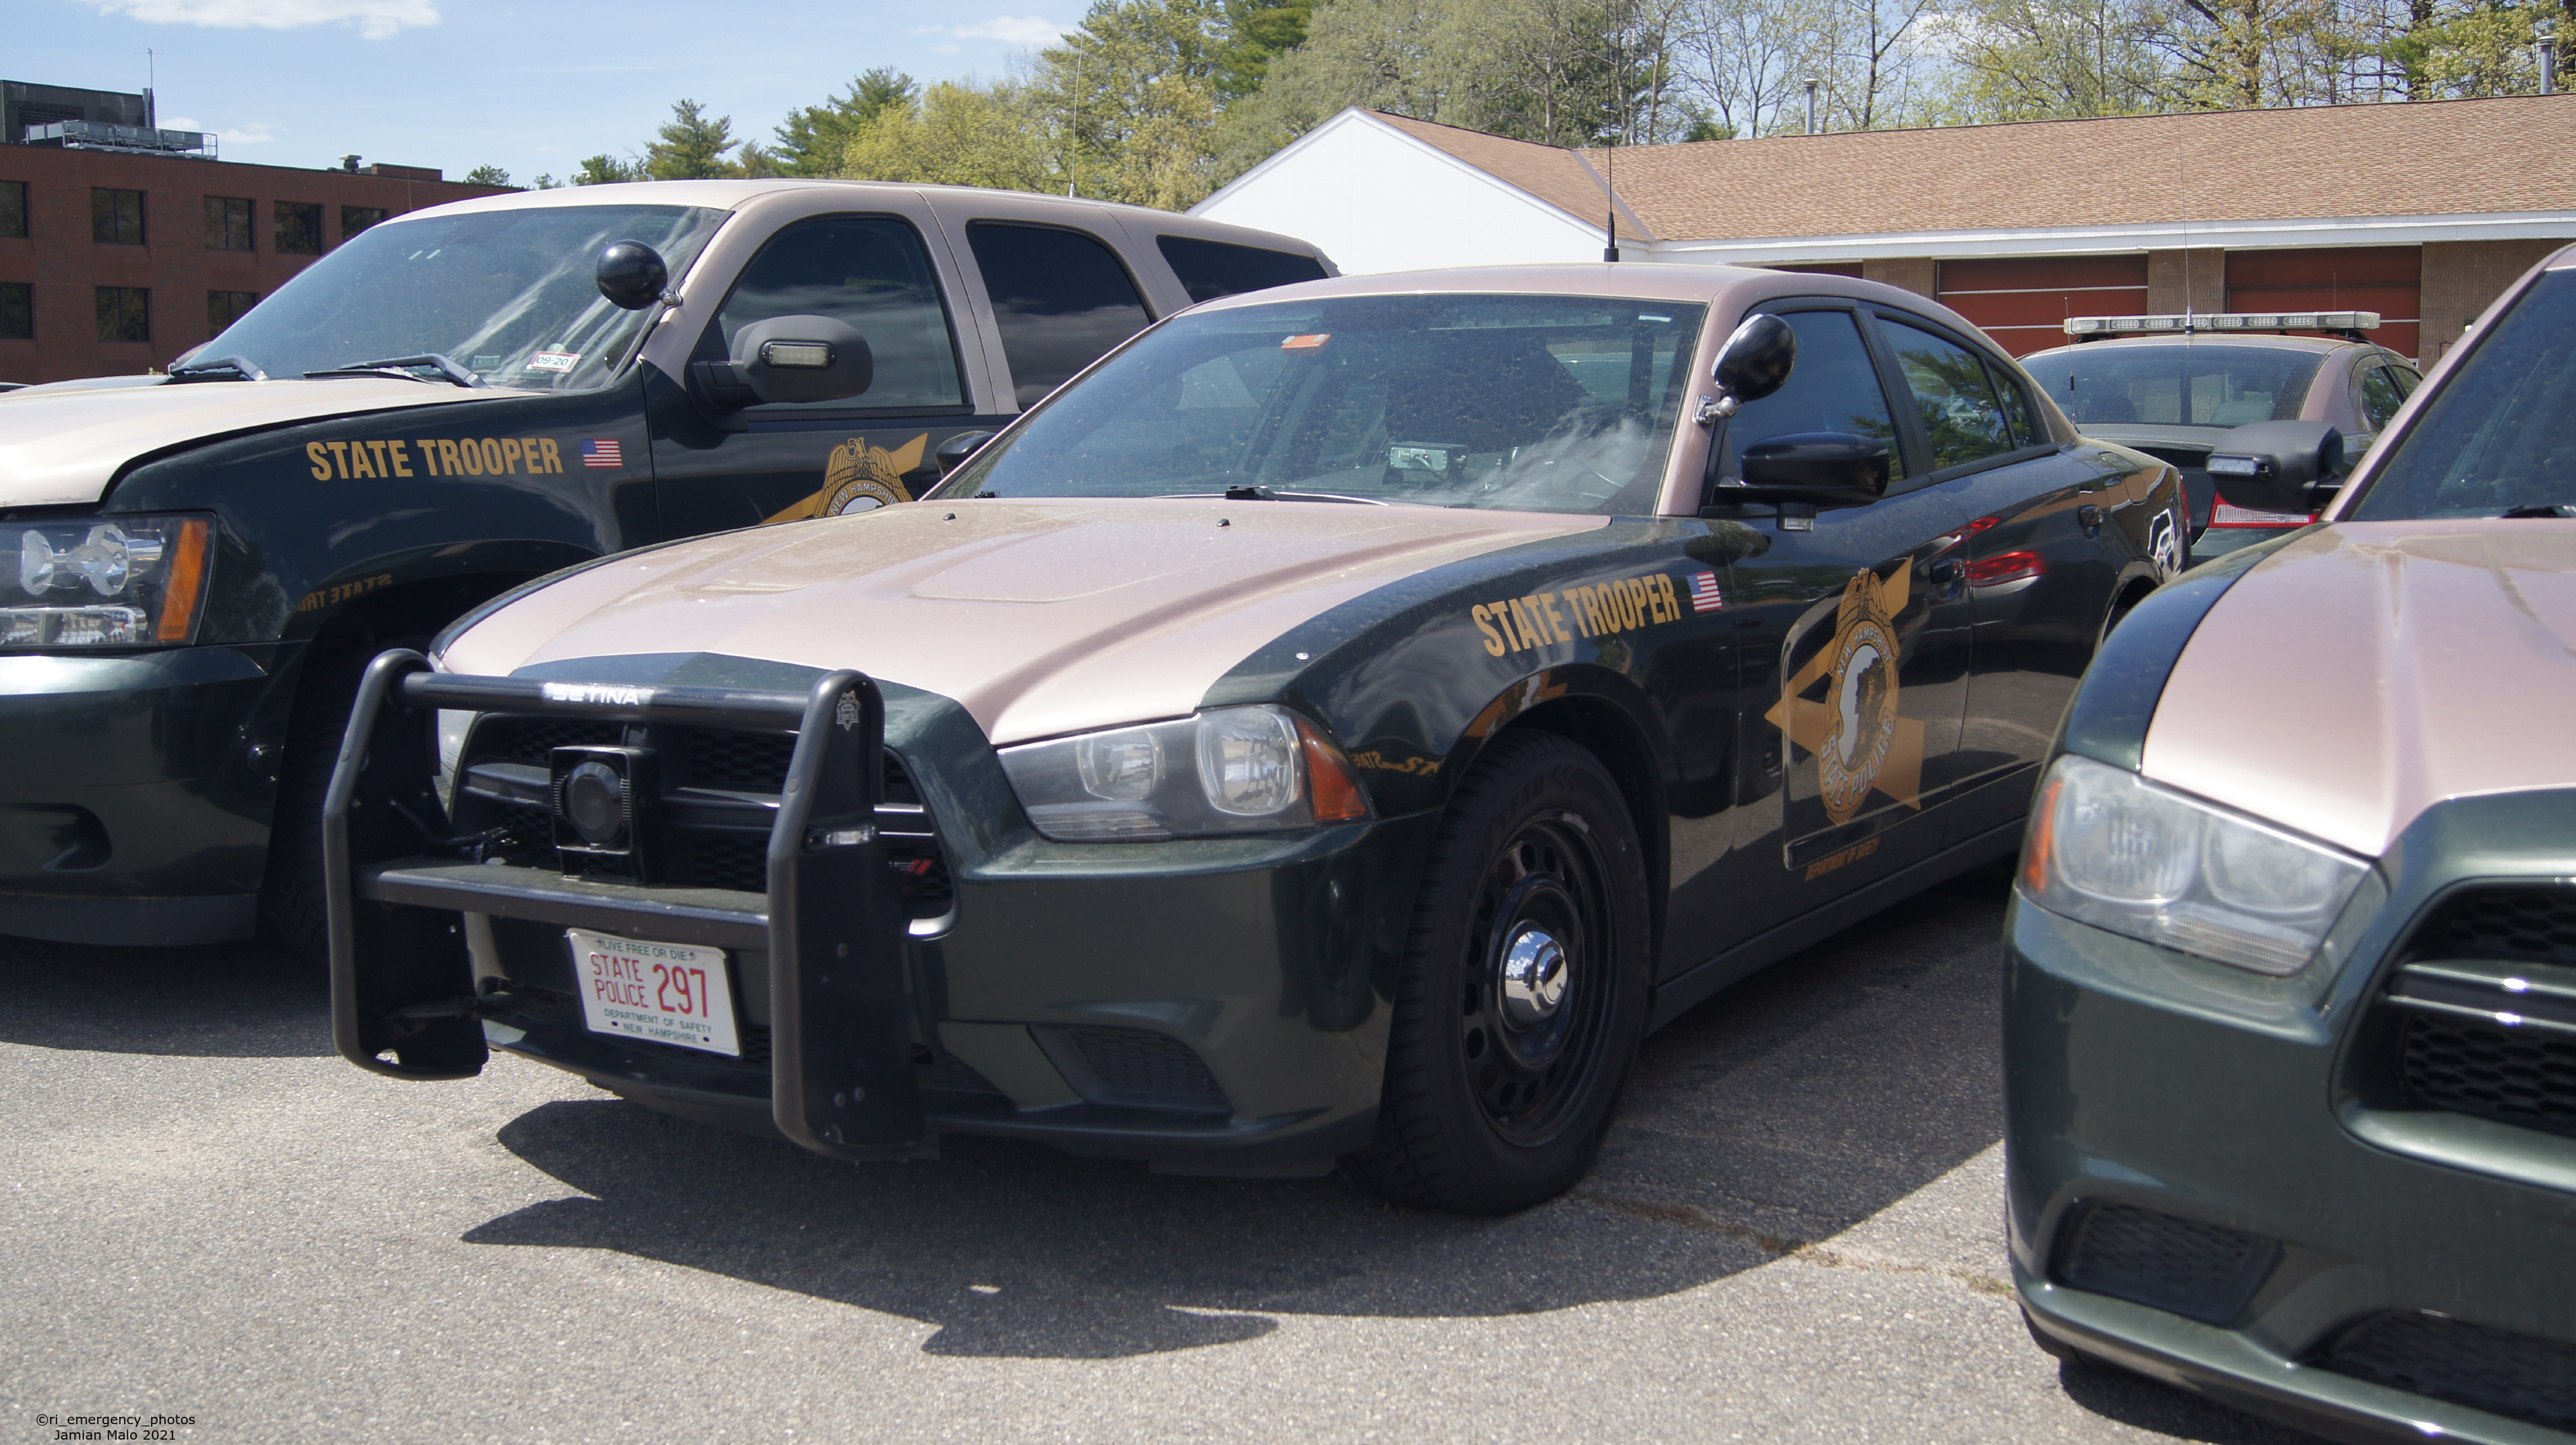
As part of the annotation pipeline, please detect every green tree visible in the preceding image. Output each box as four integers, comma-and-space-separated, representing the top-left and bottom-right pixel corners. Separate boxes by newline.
644, 98, 742, 180
774, 68, 920, 175
462, 164, 514, 186
837, 79, 1061, 190
571, 154, 645, 184
1219, 0, 1321, 97
1038, 0, 1232, 209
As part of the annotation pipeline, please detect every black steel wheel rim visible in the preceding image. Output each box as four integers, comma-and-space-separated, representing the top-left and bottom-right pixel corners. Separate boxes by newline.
1458, 808, 1615, 1144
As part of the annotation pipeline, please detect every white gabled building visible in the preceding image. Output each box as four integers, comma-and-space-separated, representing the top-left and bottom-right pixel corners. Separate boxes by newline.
1193, 99, 2576, 364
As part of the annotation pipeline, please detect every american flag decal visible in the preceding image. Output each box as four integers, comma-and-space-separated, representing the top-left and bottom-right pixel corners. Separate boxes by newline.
1688, 569, 1723, 612
582, 439, 623, 469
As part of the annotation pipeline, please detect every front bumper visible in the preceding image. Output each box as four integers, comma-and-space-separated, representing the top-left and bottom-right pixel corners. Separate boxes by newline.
2005, 884, 2576, 1445
0, 646, 285, 945
330, 657, 1422, 1169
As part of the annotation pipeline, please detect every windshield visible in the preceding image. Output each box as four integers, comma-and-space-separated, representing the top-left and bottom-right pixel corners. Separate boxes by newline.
2021, 343, 2326, 429
938, 295, 1708, 515
189, 203, 727, 390
2350, 270, 2576, 519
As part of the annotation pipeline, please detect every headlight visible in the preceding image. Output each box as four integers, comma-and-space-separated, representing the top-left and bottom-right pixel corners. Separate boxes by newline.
1000, 704, 1372, 841
2022, 753, 2369, 975
1, 514, 215, 649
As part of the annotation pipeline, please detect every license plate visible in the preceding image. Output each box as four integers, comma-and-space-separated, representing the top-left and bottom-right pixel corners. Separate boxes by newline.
568, 929, 741, 1057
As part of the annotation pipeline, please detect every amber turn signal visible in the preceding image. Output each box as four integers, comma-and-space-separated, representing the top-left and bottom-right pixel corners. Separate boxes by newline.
1295, 716, 1371, 823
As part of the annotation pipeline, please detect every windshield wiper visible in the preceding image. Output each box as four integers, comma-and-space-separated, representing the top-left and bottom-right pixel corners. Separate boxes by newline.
168, 354, 268, 383
2498, 505, 2576, 519
303, 353, 482, 388
1155, 487, 1396, 506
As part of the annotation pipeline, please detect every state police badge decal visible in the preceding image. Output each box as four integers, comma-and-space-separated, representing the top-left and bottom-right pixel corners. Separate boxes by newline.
763, 434, 929, 525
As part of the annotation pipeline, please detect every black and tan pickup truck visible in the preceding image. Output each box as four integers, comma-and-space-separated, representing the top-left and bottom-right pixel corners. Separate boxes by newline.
0, 179, 1330, 952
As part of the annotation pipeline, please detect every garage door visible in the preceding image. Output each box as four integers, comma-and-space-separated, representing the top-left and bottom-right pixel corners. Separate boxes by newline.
2226, 246, 2420, 362
1936, 255, 2149, 356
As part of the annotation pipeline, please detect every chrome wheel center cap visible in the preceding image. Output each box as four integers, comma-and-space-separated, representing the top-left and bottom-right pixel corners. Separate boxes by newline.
1499, 927, 1570, 1026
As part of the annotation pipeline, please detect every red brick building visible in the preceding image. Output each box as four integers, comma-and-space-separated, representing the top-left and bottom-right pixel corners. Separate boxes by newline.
0, 105, 504, 384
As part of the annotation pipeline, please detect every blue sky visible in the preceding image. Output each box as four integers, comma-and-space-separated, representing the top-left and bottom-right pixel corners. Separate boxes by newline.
16, 0, 1071, 184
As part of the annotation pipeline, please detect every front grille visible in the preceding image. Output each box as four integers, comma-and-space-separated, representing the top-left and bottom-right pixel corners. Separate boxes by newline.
2414, 887, 2576, 968
2398, 1014, 2576, 1141
472, 716, 625, 763
678, 729, 798, 790
2322, 1312, 2576, 1430
2051, 1201, 2277, 1325
491, 984, 1001, 1097
1036, 1025, 1231, 1115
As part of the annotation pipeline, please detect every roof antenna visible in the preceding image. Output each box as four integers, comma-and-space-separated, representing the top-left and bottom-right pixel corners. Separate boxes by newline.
1603, 18, 1622, 262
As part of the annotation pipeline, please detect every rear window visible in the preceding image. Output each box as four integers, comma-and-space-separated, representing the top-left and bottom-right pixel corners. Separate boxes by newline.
1157, 235, 1329, 305
2350, 270, 2576, 519
2021, 344, 2325, 428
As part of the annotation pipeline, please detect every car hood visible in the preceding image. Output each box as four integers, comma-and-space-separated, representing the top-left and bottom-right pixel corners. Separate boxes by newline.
0, 376, 500, 507
2141, 521, 2576, 856
439, 497, 1608, 746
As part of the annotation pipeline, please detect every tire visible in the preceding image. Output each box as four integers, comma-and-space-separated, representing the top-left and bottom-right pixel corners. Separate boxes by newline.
1349, 729, 1652, 1214
261, 634, 421, 963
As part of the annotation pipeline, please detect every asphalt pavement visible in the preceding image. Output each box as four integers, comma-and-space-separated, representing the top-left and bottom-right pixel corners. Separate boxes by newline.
0, 863, 2319, 1444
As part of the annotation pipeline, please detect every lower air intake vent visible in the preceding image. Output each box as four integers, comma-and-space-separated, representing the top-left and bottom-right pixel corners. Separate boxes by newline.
1036, 1026, 1231, 1116
2323, 1312, 2576, 1431
2399, 1013, 2576, 1142
2051, 1201, 2277, 1325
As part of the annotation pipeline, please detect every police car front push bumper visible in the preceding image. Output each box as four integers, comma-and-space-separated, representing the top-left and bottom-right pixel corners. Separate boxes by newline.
323, 651, 924, 1161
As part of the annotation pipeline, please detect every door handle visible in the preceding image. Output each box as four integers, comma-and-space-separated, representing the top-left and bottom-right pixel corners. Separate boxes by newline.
2078, 504, 2106, 537
1929, 558, 1966, 598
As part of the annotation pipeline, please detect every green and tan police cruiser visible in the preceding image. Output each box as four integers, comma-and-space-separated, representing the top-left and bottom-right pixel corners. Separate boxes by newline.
2009, 244, 2576, 1441
0, 179, 1329, 953
329, 263, 2186, 1214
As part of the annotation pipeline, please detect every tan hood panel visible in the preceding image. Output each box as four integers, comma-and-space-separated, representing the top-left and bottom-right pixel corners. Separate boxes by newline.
2141, 521, 2576, 857
0, 377, 497, 507
442, 498, 1607, 745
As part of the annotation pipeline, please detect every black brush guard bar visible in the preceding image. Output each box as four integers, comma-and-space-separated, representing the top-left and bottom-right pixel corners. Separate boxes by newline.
324, 650, 923, 1160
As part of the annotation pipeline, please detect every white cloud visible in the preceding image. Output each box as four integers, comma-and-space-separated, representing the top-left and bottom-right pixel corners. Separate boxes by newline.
162, 115, 202, 129
76, 0, 440, 40
217, 122, 279, 144
944, 14, 1065, 46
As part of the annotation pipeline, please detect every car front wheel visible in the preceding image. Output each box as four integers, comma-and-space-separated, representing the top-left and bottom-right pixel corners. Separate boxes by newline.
1350, 729, 1651, 1214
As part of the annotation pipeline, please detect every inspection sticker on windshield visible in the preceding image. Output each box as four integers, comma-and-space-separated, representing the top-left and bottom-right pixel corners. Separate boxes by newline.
568, 929, 740, 1057
526, 351, 580, 373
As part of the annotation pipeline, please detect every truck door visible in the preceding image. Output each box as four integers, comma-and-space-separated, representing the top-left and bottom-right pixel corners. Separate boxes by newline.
649, 211, 1013, 537
1663, 303, 1975, 966
1872, 313, 2127, 846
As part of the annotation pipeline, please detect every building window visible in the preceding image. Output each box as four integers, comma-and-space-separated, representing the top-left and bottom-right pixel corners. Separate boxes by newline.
274, 201, 322, 256
341, 205, 387, 240
207, 290, 260, 333
96, 286, 150, 343
0, 181, 27, 240
205, 196, 254, 251
93, 188, 146, 246
0, 282, 31, 341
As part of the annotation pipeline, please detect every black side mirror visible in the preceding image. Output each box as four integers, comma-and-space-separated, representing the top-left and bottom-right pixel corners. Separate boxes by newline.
1712, 313, 1797, 410
2208, 420, 2345, 515
1731, 432, 1890, 506
936, 431, 997, 476
692, 315, 875, 410
596, 241, 669, 311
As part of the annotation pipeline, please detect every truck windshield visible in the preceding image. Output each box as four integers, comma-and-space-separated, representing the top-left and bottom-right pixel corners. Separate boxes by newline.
2350, 270, 2576, 519
937, 295, 1707, 515
190, 203, 727, 390
2022, 344, 2325, 428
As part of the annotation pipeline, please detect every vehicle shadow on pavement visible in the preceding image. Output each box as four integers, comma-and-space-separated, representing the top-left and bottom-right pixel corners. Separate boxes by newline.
0, 931, 329, 1057
463, 865, 2039, 1362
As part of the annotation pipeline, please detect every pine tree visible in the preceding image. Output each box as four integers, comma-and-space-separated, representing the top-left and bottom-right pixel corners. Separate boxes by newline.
775, 69, 920, 175
644, 99, 741, 180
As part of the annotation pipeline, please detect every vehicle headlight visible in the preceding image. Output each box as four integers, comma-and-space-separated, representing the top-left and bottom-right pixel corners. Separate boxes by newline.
2022, 753, 2369, 975
1, 515, 215, 649
1000, 704, 1372, 841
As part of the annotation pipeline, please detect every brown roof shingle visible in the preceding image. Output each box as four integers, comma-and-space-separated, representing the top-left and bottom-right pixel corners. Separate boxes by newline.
1372, 96, 2576, 244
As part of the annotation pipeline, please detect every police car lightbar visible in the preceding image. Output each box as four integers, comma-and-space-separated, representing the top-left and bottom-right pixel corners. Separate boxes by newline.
2063, 311, 2381, 337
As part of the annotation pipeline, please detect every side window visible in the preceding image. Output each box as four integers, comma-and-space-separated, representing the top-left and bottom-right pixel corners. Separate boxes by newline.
1720, 309, 1898, 476
2358, 364, 2406, 431
1986, 360, 2039, 446
1157, 235, 1328, 304
1882, 318, 2016, 472
966, 221, 1151, 408
2390, 363, 2422, 396
716, 215, 965, 411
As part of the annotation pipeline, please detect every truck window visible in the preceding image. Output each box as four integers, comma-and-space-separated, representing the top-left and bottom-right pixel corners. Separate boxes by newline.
965, 221, 1151, 409
1156, 235, 1328, 304
716, 215, 965, 411
1717, 310, 1899, 482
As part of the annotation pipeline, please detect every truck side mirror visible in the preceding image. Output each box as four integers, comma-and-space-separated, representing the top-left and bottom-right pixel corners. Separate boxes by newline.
1713, 313, 1796, 410
1732, 432, 1891, 506
936, 431, 998, 476
692, 316, 875, 410
596, 241, 669, 311
2208, 420, 2345, 516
